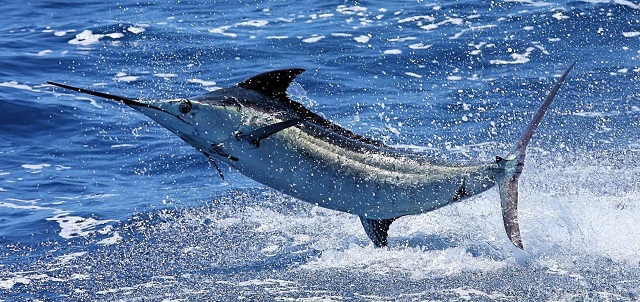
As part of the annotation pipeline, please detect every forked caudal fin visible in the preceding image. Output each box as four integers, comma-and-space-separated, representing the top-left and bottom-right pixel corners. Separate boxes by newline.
497, 62, 575, 250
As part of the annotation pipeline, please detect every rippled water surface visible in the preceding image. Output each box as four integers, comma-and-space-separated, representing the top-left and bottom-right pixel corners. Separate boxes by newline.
1, 0, 639, 300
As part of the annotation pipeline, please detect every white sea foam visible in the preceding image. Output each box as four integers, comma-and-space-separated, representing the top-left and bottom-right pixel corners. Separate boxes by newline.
449, 287, 509, 300
398, 15, 436, 23
95, 281, 164, 295
83, 193, 119, 200
276, 17, 294, 23
114, 75, 138, 82
188, 78, 217, 86
302, 35, 325, 43
74, 96, 103, 109
55, 165, 71, 171
446, 17, 464, 26
154, 73, 177, 79
354, 35, 371, 43
236, 20, 269, 27
506, 0, 554, 6
113, 72, 139, 82
234, 278, 297, 287
28, 49, 52, 56
6, 198, 38, 204
97, 232, 122, 245
56, 252, 88, 264
421, 24, 439, 30
388, 36, 416, 42
208, 20, 268, 37
612, 0, 640, 9
408, 43, 432, 50
127, 26, 145, 34
208, 25, 236, 37
552, 11, 570, 20
302, 241, 507, 279
573, 111, 618, 117
70, 273, 90, 280
451, 24, 496, 40
490, 47, 535, 65
187, 79, 222, 91
336, 5, 368, 15
450, 28, 471, 40
0, 81, 40, 92
532, 42, 550, 54
54, 30, 70, 36
0, 276, 31, 290
105, 32, 124, 39
0, 202, 48, 211
0, 272, 67, 290
212, 195, 504, 279
68, 29, 124, 46
21, 163, 51, 174
418, 16, 467, 33
111, 144, 135, 148
383, 49, 402, 55
46, 213, 116, 239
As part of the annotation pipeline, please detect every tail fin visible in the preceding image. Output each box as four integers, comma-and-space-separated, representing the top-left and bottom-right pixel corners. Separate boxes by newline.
497, 62, 575, 250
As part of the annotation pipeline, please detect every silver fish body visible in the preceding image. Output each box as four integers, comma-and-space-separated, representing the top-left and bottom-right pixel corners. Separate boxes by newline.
48, 63, 574, 249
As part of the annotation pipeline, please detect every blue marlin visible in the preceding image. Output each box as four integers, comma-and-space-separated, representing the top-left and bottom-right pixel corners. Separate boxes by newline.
48, 62, 574, 249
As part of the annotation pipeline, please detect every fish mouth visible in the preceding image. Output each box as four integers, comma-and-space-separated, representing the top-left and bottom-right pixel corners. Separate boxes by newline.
47, 81, 189, 124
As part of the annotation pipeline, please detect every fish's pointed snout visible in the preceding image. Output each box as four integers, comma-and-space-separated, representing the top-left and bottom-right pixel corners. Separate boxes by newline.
47, 81, 168, 112
48, 81, 133, 103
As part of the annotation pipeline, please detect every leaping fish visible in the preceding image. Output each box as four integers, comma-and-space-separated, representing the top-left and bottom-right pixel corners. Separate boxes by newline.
48, 62, 574, 249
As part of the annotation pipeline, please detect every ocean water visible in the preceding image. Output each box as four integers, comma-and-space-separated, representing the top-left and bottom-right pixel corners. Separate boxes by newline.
1, 0, 639, 300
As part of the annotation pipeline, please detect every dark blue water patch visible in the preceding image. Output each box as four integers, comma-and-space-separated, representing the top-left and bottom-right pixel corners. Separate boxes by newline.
0, 96, 85, 137
0, 211, 61, 244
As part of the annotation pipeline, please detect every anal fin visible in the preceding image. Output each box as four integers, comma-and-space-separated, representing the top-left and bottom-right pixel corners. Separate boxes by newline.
360, 216, 396, 248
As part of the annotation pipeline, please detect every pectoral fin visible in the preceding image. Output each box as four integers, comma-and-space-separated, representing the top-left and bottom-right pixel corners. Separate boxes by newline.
237, 118, 308, 147
360, 216, 396, 248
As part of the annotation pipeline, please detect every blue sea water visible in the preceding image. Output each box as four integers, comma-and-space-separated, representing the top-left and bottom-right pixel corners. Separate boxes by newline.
1, 0, 639, 300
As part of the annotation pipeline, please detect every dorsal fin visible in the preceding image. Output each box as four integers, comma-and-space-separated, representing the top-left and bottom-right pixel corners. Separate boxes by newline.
237, 68, 305, 103
238, 68, 387, 148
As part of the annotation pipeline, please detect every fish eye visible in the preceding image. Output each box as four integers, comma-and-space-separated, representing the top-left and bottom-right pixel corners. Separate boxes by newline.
178, 100, 192, 114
